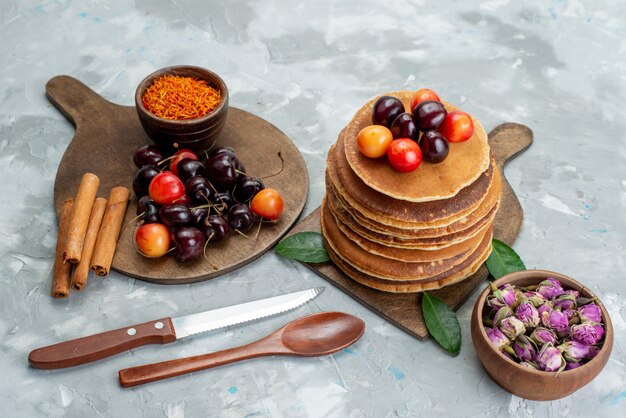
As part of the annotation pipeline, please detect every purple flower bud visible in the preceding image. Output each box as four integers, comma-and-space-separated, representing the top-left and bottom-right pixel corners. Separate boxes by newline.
541, 309, 570, 337
570, 323, 605, 345
565, 361, 582, 370
493, 306, 513, 326
565, 289, 580, 299
587, 345, 600, 360
578, 303, 602, 323
499, 316, 526, 340
537, 302, 553, 317
515, 301, 540, 328
536, 343, 566, 372
537, 277, 565, 300
488, 284, 517, 309
553, 293, 577, 311
512, 335, 537, 362
529, 327, 558, 346
563, 308, 576, 319
558, 340, 592, 363
523, 291, 546, 307
520, 361, 540, 370
486, 327, 510, 350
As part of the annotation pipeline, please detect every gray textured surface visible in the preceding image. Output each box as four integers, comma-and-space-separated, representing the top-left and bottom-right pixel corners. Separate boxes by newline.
1, 0, 625, 417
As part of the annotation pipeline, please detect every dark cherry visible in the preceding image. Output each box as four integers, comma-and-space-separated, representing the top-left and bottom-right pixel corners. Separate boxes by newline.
205, 155, 238, 191
176, 159, 205, 182
389, 112, 419, 141
235, 160, 246, 180
133, 145, 164, 168
420, 130, 450, 164
371, 96, 405, 128
201, 215, 230, 242
136, 196, 154, 216
413, 100, 447, 131
209, 147, 238, 161
191, 207, 209, 226
234, 176, 265, 203
143, 202, 160, 224
184, 176, 213, 204
228, 203, 257, 231
172, 227, 205, 262
159, 204, 193, 227
210, 192, 234, 213
132, 165, 160, 197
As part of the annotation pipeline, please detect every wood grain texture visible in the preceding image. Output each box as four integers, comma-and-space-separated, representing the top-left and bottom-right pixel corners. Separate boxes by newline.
286, 123, 533, 339
49, 75, 308, 284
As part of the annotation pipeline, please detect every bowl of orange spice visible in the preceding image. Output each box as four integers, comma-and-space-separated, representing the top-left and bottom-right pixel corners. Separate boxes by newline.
135, 65, 229, 151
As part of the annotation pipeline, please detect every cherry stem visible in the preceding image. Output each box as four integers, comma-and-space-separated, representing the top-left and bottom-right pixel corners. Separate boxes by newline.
202, 234, 219, 270
123, 212, 145, 232
260, 151, 285, 180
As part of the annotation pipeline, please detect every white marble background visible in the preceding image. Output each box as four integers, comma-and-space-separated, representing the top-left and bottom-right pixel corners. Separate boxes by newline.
1, 0, 625, 416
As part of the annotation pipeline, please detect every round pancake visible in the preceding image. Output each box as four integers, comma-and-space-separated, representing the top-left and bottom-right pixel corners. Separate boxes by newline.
329, 136, 495, 228
329, 164, 501, 239
328, 182, 499, 249
323, 198, 492, 281
326, 239, 492, 293
325, 193, 490, 262
343, 91, 490, 202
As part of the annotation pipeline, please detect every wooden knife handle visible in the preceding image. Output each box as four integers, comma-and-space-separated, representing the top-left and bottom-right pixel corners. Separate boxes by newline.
28, 317, 177, 369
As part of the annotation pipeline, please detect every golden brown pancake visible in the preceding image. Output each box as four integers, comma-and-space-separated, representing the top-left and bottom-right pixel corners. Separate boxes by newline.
328, 164, 501, 238
329, 135, 495, 228
328, 183, 499, 250
321, 197, 489, 280
342, 92, 490, 202
326, 239, 491, 293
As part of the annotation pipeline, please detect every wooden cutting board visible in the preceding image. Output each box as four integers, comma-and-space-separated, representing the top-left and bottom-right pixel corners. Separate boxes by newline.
49, 75, 308, 284
286, 123, 533, 339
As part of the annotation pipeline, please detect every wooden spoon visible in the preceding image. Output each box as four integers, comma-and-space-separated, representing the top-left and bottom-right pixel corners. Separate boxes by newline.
119, 311, 365, 387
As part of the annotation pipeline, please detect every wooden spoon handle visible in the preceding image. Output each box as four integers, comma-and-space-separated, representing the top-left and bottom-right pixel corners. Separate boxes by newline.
119, 342, 280, 388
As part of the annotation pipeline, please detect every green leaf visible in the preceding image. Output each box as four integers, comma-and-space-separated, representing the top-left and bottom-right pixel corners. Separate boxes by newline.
422, 292, 461, 354
275, 232, 330, 263
486, 239, 526, 280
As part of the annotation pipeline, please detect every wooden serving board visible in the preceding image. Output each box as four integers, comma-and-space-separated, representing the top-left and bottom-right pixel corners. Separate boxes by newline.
49, 75, 308, 284
286, 123, 533, 339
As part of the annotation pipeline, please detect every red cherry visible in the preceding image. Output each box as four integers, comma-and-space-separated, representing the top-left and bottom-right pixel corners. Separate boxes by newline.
169, 149, 198, 176
410, 88, 441, 112
387, 138, 422, 173
250, 188, 284, 220
438, 110, 474, 143
149, 172, 186, 205
135, 223, 171, 257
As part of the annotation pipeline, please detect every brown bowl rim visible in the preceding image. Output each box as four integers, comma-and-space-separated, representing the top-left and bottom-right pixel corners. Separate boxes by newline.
473, 269, 613, 377
135, 65, 229, 126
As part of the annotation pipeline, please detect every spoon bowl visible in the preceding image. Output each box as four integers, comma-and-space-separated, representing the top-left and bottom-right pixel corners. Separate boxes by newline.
119, 312, 365, 387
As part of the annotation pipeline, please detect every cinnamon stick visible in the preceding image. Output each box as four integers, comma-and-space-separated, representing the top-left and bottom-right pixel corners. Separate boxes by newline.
63, 173, 100, 264
72, 198, 107, 291
90, 187, 130, 276
51, 199, 74, 298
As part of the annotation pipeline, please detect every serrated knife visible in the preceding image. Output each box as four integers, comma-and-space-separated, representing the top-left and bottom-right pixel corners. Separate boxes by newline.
28, 287, 324, 369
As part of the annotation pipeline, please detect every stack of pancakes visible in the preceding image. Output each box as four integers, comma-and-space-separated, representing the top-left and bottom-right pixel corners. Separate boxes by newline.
321, 91, 501, 293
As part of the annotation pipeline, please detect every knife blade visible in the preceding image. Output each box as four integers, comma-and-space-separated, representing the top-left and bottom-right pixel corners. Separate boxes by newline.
28, 287, 324, 369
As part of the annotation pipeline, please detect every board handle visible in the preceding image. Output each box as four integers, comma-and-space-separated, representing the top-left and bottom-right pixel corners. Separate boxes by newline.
488, 123, 534, 167
45, 75, 112, 127
28, 317, 177, 369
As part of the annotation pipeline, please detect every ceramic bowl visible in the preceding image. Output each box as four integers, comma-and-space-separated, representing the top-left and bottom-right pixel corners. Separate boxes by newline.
135, 65, 229, 151
471, 269, 613, 400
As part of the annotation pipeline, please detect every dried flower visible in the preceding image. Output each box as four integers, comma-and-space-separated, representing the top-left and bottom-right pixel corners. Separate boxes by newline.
578, 303, 602, 324
515, 301, 540, 328
570, 323, 605, 346
565, 289, 580, 299
493, 306, 513, 326
558, 340, 593, 363
536, 343, 566, 372
520, 361, 540, 370
512, 335, 537, 362
529, 327, 558, 346
537, 302, 553, 318
523, 291, 546, 307
537, 277, 565, 300
541, 309, 570, 337
565, 361, 582, 370
553, 293, 577, 311
488, 284, 517, 310
499, 316, 526, 340
486, 327, 510, 350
